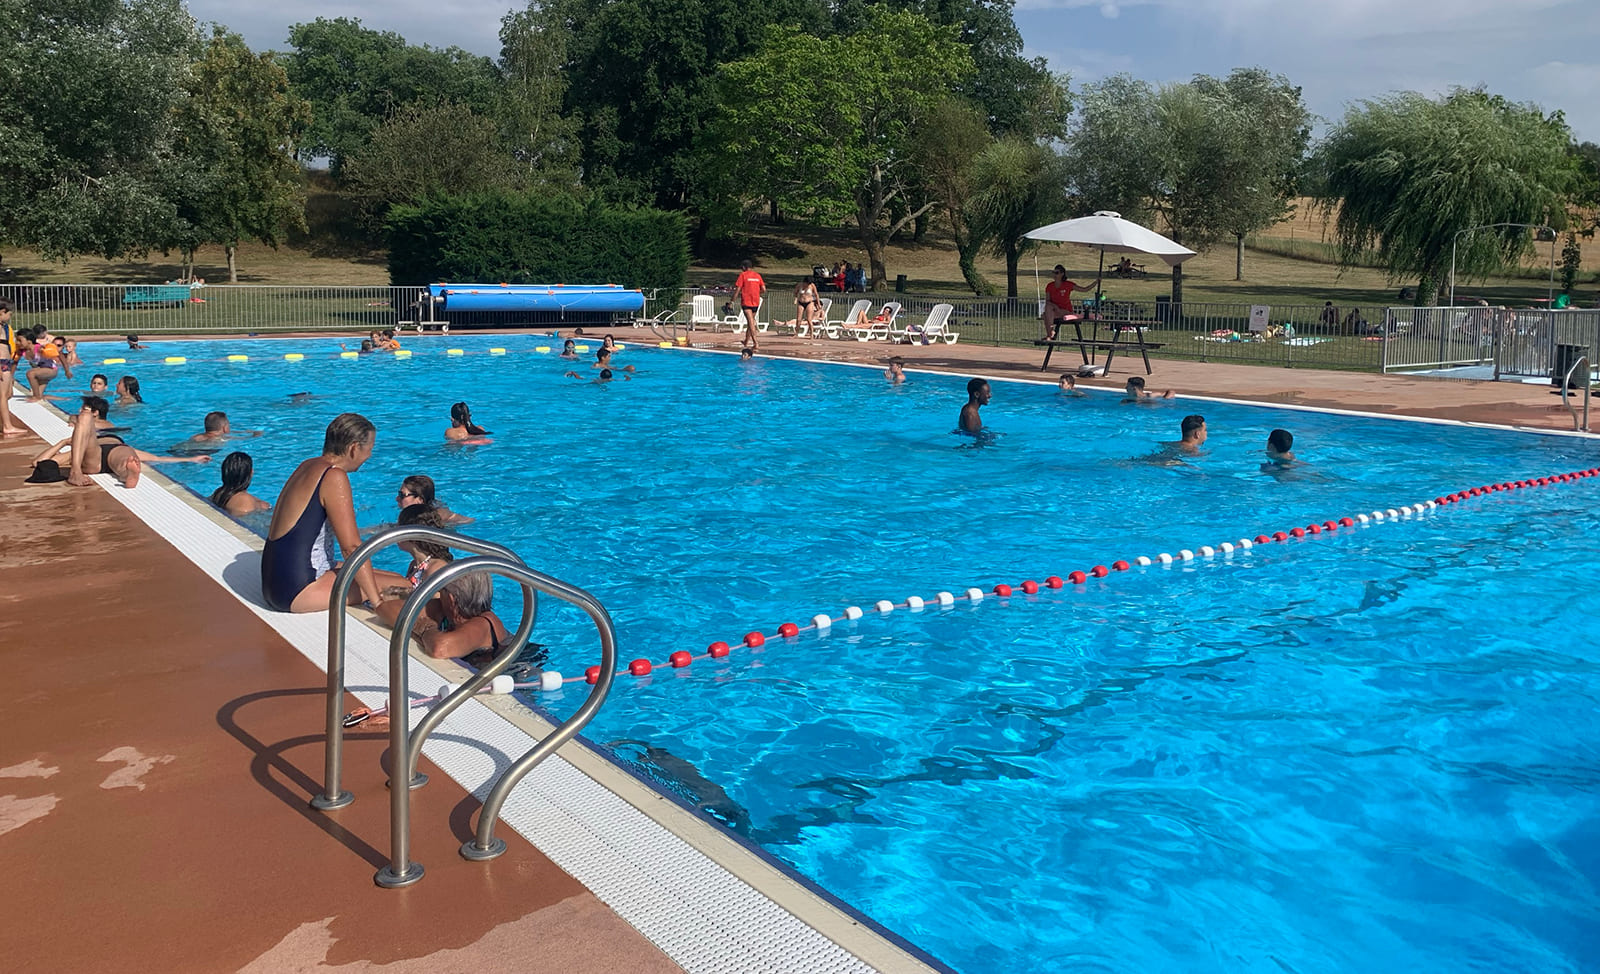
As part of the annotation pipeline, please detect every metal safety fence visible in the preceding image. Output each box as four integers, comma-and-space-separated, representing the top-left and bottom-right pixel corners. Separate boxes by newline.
1379, 306, 1600, 381
0, 284, 430, 336
666, 287, 1387, 371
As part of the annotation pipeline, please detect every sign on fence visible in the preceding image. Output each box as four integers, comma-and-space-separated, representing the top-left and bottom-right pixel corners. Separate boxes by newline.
1249, 305, 1270, 333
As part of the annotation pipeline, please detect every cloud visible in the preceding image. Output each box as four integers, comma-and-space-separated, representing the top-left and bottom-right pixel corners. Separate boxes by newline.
1100, 4, 1120, 19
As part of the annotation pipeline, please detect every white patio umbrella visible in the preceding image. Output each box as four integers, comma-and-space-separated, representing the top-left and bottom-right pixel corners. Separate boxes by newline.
1023, 210, 1196, 306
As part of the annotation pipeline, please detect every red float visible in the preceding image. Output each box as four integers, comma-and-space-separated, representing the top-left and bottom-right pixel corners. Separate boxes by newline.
1272, 531, 1289, 541
628, 658, 653, 676
1112, 560, 1130, 572
1045, 576, 1064, 588
585, 665, 601, 685
743, 631, 766, 647
669, 651, 693, 668
1290, 528, 1305, 538
1021, 580, 1040, 594
1090, 565, 1108, 578
778, 622, 799, 637
1067, 570, 1087, 584
708, 642, 731, 658
1256, 535, 1271, 544
1307, 524, 1321, 535
994, 584, 1013, 596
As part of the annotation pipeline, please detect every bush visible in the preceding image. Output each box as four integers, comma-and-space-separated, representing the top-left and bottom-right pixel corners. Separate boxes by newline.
386, 193, 689, 290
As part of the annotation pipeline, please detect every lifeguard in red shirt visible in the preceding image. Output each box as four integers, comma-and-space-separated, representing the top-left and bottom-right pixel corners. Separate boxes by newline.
733, 260, 766, 352
1041, 264, 1099, 340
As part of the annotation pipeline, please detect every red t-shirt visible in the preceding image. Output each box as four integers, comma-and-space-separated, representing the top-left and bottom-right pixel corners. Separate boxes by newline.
1045, 279, 1079, 314
735, 270, 765, 308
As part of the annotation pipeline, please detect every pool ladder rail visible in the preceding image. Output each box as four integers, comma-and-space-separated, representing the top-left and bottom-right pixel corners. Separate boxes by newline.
312, 525, 619, 889
1561, 354, 1592, 432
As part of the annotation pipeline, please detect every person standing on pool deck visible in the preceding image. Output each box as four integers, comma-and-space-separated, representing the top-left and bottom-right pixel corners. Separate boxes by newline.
734, 260, 765, 352
959, 378, 990, 433
0, 300, 24, 437
261, 412, 403, 613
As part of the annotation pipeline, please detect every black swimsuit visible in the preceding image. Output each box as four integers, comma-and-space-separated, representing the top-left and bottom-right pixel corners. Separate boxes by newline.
260, 467, 334, 612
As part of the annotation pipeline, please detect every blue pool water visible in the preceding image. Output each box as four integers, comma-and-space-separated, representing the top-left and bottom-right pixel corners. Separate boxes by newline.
65, 335, 1600, 973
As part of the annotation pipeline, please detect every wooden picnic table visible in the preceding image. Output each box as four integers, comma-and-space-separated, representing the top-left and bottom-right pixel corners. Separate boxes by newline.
1034, 314, 1164, 374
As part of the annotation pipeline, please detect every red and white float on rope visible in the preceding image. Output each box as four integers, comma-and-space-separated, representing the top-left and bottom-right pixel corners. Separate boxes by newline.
542, 466, 1600, 690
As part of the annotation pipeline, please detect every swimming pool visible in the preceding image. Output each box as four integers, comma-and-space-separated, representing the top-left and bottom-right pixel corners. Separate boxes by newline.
68, 335, 1600, 973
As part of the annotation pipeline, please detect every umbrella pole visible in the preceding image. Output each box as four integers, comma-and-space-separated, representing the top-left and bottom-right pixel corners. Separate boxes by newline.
1097, 249, 1106, 305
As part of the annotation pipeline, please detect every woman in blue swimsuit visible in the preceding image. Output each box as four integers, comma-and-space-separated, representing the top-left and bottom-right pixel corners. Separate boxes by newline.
261, 412, 404, 612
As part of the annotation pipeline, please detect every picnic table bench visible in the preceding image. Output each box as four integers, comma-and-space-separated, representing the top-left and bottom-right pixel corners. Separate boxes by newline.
1035, 316, 1164, 374
123, 284, 192, 307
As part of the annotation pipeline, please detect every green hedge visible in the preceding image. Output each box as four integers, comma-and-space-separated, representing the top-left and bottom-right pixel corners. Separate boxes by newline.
387, 194, 689, 290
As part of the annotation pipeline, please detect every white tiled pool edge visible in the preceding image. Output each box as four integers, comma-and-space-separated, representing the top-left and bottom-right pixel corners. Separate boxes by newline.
11, 396, 938, 974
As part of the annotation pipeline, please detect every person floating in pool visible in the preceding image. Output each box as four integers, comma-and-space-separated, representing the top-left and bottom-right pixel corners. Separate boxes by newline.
88, 374, 109, 394
594, 347, 634, 373
396, 474, 473, 526
126, 335, 148, 350
1172, 415, 1207, 454
445, 401, 492, 445
210, 451, 271, 517
1260, 428, 1297, 474
560, 339, 578, 360
885, 356, 905, 384
32, 402, 210, 488
959, 378, 990, 433
738, 348, 754, 362
178, 410, 263, 453
567, 367, 624, 383
1057, 374, 1086, 397
374, 569, 512, 664
1121, 376, 1174, 403
261, 412, 405, 613
114, 375, 143, 406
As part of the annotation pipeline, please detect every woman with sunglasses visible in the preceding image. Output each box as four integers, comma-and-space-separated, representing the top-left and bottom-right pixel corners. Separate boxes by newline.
396, 474, 474, 526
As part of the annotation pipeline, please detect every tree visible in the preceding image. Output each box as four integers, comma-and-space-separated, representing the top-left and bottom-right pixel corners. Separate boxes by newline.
702, 8, 974, 287
911, 100, 997, 294
496, 6, 581, 192
1314, 88, 1580, 306
281, 17, 500, 174
1192, 69, 1310, 280
542, 0, 825, 209
170, 30, 310, 282
0, 0, 201, 260
1064, 70, 1310, 303
341, 104, 524, 230
967, 138, 1066, 297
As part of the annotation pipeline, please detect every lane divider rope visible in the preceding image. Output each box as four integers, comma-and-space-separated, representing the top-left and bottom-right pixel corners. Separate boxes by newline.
89, 341, 634, 368
542, 467, 1600, 691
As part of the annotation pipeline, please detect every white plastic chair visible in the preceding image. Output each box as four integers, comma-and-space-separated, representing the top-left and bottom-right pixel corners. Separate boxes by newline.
818, 299, 869, 340
903, 304, 958, 345
690, 295, 718, 330
845, 301, 901, 341
724, 297, 763, 333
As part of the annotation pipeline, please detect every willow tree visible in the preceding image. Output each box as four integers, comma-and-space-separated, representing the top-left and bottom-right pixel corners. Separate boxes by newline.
1314, 88, 1579, 306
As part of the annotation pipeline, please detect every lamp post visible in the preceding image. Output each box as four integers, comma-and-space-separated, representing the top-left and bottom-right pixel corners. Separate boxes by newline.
1448, 223, 1557, 307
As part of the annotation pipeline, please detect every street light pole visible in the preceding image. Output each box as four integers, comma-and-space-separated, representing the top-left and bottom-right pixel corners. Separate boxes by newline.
1448, 222, 1555, 307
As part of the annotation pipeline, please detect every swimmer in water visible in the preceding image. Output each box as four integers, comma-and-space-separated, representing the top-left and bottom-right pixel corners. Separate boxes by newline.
1057, 374, 1086, 397
959, 378, 990, 433
560, 339, 578, 360
444, 401, 492, 444
885, 357, 905, 384
1122, 376, 1174, 402
1260, 428, 1297, 474
210, 451, 271, 516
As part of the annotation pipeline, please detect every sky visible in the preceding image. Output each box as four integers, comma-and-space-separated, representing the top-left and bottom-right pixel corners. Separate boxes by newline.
185, 0, 1600, 143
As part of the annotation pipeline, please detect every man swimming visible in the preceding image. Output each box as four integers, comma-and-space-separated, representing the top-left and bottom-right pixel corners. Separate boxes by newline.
885, 357, 905, 384
959, 378, 990, 433
1261, 428, 1297, 474
1122, 376, 1175, 402
178, 411, 262, 453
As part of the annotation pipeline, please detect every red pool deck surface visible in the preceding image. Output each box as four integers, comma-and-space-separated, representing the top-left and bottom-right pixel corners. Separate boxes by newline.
1, 335, 1591, 974
0, 433, 681, 974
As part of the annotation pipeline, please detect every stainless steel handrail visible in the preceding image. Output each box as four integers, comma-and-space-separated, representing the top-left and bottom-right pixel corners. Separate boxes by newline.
1561, 354, 1591, 432
313, 525, 532, 811
376, 555, 617, 887
460, 560, 617, 863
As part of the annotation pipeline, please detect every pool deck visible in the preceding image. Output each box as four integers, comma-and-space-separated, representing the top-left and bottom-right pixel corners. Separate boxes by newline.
3, 330, 1593, 974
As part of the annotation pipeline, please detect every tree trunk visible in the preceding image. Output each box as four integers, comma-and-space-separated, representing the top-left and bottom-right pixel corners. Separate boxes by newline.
1005, 243, 1021, 298
913, 211, 928, 242
226, 244, 238, 284
1171, 262, 1184, 307
181, 248, 195, 282
768, 199, 782, 225
1416, 269, 1438, 307
1234, 234, 1244, 281
956, 236, 992, 295
864, 234, 888, 291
